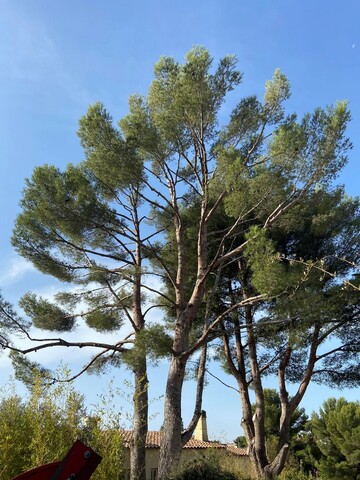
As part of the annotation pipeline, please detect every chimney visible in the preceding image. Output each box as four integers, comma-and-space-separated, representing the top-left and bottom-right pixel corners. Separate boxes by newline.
194, 410, 209, 442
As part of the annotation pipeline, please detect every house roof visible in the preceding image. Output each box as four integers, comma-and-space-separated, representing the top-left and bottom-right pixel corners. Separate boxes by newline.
225, 444, 248, 456
120, 431, 247, 456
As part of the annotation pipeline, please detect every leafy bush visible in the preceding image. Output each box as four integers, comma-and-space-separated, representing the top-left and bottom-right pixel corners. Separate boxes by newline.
279, 467, 313, 480
279, 463, 325, 480
169, 458, 246, 480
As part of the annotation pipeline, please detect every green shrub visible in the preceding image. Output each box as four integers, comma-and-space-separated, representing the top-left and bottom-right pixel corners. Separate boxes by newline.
169, 458, 245, 480
279, 465, 321, 480
0, 373, 124, 480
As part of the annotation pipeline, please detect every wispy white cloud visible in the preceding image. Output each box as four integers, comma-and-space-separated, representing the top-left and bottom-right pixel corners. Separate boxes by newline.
0, 256, 35, 285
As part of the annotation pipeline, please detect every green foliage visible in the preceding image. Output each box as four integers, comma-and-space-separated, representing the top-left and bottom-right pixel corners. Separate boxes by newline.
9, 351, 51, 386
0, 376, 84, 478
169, 458, 245, 480
234, 436, 247, 448
0, 373, 124, 480
85, 309, 123, 332
9, 45, 355, 350
241, 389, 308, 463
26, 379, 84, 469
291, 430, 322, 476
169, 446, 254, 480
217, 82, 351, 222
12, 163, 123, 283
270, 186, 359, 265
269, 101, 351, 187
147, 46, 242, 147
263, 69, 291, 123
123, 323, 172, 369
0, 294, 31, 353
19, 293, 75, 331
138, 323, 173, 359
0, 386, 28, 480
82, 381, 124, 480
243, 227, 294, 295
310, 397, 360, 480
278, 465, 318, 480
78, 101, 143, 193
261, 389, 308, 439
242, 187, 360, 388
5, 45, 358, 480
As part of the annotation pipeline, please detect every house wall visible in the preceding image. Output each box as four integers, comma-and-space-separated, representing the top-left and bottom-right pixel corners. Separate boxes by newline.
122, 449, 159, 480
122, 448, 255, 479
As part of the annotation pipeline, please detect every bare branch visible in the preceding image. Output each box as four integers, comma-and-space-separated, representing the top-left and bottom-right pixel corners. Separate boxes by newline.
281, 256, 360, 292
183, 294, 266, 357
3, 336, 134, 355
205, 366, 240, 393
46, 348, 112, 384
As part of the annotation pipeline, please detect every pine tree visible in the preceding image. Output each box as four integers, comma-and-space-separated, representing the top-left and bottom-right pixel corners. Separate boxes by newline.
311, 398, 360, 480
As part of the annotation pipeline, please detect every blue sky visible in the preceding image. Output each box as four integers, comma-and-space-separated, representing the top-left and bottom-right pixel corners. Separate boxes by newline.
0, 0, 359, 441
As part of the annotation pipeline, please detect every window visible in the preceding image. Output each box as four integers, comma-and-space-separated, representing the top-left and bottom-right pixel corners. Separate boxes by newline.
150, 468, 158, 480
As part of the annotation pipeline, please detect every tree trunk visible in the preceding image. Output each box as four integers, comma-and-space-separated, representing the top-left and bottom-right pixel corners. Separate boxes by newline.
130, 200, 148, 480
265, 444, 289, 479
130, 356, 148, 480
157, 356, 186, 480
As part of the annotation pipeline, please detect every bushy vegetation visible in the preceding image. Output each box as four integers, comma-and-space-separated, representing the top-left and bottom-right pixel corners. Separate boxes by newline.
169, 458, 248, 480
0, 373, 123, 480
275, 398, 360, 480
278, 466, 320, 480
309, 398, 360, 480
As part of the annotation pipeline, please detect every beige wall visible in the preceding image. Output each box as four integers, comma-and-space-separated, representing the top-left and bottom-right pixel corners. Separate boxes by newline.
122, 447, 255, 479
122, 448, 159, 480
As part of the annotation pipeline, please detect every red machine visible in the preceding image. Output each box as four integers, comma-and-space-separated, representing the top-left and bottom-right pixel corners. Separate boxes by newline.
12, 440, 102, 480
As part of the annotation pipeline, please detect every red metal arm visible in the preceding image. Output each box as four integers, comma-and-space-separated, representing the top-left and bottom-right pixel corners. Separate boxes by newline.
12, 440, 102, 480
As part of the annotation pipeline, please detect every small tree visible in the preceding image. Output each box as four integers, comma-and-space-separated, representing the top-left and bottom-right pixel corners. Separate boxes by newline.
0, 388, 28, 479
310, 397, 360, 480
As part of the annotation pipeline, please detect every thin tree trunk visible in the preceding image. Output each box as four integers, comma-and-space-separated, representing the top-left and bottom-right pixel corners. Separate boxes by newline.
241, 263, 268, 474
130, 198, 148, 480
130, 357, 149, 480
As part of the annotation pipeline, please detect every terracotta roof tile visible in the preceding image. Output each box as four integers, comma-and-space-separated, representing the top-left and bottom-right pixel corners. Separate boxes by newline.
183, 438, 224, 449
120, 431, 247, 456
225, 444, 248, 456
